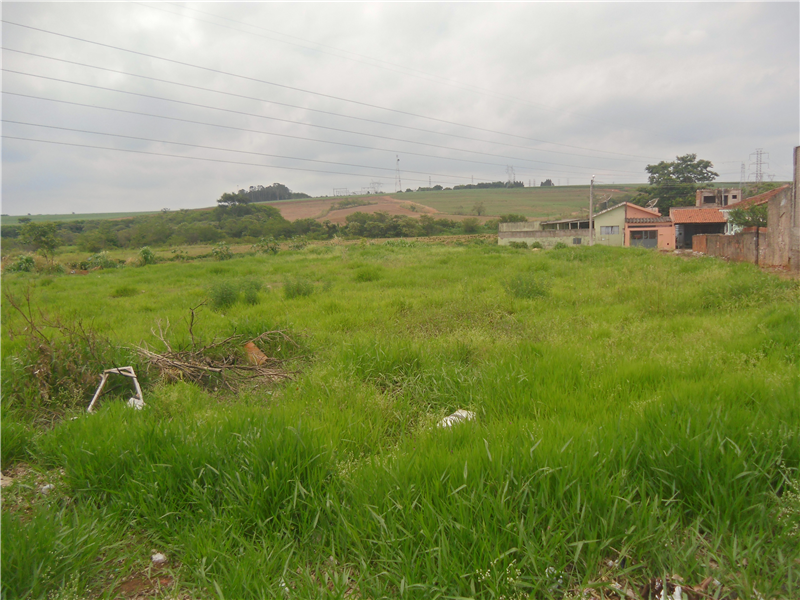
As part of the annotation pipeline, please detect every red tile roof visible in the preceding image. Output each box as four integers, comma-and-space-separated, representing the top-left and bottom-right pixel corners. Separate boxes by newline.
626, 217, 673, 223
670, 207, 727, 224
723, 184, 789, 211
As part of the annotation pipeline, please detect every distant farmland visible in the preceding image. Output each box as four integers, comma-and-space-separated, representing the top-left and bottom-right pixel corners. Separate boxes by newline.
385, 185, 638, 219
1, 211, 160, 225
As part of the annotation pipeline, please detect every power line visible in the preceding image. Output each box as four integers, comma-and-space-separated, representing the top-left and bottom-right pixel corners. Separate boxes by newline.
0, 51, 643, 164
143, 1, 595, 122
2, 86, 643, 177
1, 89, 515, 172
1, 135, 467, 185
1, 119, 487, 182
1, 18, 661, 161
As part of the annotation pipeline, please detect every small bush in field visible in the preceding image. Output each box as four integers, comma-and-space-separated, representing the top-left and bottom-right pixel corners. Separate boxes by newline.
8, 254, 36, 273
86, 252, 119, 270
209, 281, 239, 309
139, 246, 156, 265
252, 236, 279, 255
212, 242, 233, 261
504, 273, 549, 299
240, 279, 263, 305
530, 241, 543, 249
553, 241, 568, 250
462, 217, 480, 233
284, 277, 314, 299
507, 241, 528, 249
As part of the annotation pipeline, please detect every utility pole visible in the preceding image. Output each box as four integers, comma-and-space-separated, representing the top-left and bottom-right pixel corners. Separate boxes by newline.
395, 155, 402, 192
589, 175, 595, 246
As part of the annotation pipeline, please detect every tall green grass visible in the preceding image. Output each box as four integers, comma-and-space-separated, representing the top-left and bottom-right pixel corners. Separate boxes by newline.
2, 243, 798, 599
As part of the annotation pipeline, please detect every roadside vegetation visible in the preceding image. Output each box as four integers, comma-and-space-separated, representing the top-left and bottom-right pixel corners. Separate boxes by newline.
2, 240, 798, 599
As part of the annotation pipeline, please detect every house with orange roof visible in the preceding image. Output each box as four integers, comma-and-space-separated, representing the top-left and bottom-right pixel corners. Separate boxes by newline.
670, 206, 727, 249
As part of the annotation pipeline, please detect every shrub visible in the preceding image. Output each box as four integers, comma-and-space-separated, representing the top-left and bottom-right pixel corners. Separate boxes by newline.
85, 251, 119, 270
289, 236, 308, 251
499, 214, 527, 223
530, 241, 543, 249
252, 236, 279, 255
507, 241, 528, 249
240, 279, 263, 305
553, 241, 568, 250
212, 241, 233, 261
139, 246, 156, 265
354, 266, 381, 282
39, 262, 66, 275
8, 254, 36, 273
284, 277, 314, 299
462, 217, 480, 233
2, 290, 136, 418
209, 281, 239, 310
504, 273, 549, 299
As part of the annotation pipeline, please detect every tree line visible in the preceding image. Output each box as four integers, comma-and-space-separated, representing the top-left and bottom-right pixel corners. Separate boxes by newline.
2, 205, 527, 257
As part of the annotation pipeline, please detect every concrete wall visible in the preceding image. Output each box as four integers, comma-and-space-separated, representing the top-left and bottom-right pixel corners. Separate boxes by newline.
498, 225, 590, 248
792, 146, 800, 272
694, 228, 768, 265
766, 187, 793, 268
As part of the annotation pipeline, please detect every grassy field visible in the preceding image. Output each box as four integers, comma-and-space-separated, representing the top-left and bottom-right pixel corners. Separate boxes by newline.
387, 186, 638, 219
2, 241, 799, 599
1, 211, 160, 225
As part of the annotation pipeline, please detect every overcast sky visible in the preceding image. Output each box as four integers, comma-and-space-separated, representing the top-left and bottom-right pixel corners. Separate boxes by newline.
2, 2, 798, 215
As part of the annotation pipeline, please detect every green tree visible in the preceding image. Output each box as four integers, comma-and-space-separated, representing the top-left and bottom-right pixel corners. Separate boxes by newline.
19, 221, 60, 260
728, 204, 767, 228
632, 153, 718, 213
217, 191, 251, 207
472, 202, 486, 216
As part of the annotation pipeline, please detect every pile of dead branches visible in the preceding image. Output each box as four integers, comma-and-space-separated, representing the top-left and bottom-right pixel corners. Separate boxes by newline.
134, 307, 298, 390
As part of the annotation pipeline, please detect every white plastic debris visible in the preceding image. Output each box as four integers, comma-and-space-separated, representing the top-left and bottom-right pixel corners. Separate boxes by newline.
127, 396, 145, 410
88, 366, 144, 413
438, 409, 476, 428
39, 484, 55, 495
279, 577, 290, 597
151, 552, 167, 566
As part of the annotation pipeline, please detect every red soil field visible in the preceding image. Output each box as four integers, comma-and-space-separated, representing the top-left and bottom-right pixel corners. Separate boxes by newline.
269, 196, 490, 224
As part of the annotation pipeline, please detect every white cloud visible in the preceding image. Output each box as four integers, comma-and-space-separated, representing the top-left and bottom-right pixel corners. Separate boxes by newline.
2, 1, 797, 214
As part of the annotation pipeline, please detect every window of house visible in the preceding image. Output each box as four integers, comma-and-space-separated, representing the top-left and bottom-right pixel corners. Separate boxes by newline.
600, 226, 619, 235
631, 230, 657, 240
573, 238, 582, 245
703, 195, 715, 204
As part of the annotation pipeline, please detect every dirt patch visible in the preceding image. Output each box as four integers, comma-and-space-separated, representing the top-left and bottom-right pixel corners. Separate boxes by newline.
269, 196, 443, 224
115, 570, 174, 599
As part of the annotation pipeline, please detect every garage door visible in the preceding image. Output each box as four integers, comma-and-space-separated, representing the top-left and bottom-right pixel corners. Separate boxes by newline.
630, 230, 657, 249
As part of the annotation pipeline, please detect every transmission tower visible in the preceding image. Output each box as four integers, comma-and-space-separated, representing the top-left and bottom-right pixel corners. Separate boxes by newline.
395, 155, 402, 192
749, 148, 768, 184
739, 162, 746, 190
506, 165, 515, 186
